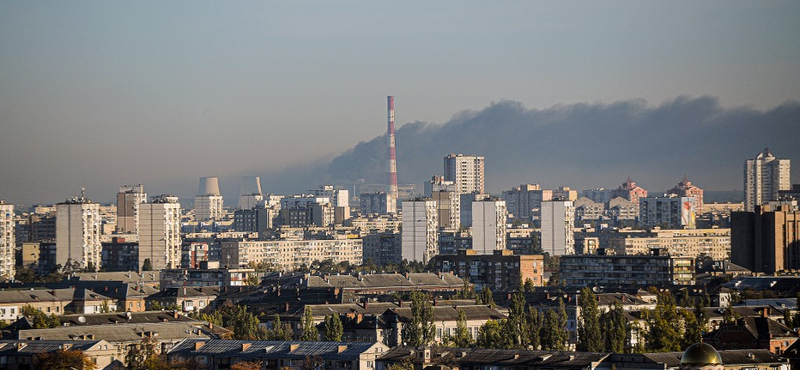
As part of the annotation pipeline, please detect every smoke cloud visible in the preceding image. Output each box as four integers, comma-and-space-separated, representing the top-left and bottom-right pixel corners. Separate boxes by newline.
262, 96, 800, 196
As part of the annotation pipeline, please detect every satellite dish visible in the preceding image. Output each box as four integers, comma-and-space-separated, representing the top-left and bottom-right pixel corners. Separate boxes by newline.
77, 316, 86, 324
126, 311, 132, 318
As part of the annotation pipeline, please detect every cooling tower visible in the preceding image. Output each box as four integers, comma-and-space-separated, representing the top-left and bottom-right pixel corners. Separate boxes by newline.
198, 177, 221, 196
239, 176, 262, 196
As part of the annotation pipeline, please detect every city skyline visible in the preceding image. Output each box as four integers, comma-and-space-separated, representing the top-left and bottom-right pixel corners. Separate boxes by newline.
1, 2, 799, 204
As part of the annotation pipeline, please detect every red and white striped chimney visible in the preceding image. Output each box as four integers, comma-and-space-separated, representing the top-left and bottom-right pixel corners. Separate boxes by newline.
387, 96, 398, 200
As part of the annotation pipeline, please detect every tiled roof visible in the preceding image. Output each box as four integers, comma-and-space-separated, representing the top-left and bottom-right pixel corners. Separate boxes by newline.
12, 321, 221, 342
0, 340, 106, 354
0, 288, 76, 304
169, 339, 384, 361
387, 304, 506, 322
59, 311, 195, 326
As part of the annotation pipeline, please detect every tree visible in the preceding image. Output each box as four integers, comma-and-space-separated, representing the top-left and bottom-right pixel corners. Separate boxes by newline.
300, 306, 319, 341
599, 301, 627, 353
142, 258, 153, 271
34, 350, 96, 370
100, 300, 112, 313
223, 305, 267, 340
476, 287, 494, 307
324, 313, 343, 342
681, 309, 702, 348
504, 292, 528, 348
557, 297, 568, 349
453, 277, 476, 299
401, 291, 435, 346
21, 305, 60, 328
125, 336, 169, 370
231, 361, 263, 370
386, 359, 415, 370
523, 278, 536, 293
528, 308, 542, 350
643, 291, 683, 352
267, 314, 293, 341
453, 308, 473, 347
245, 273, 260, 286
540, 309, 564, 350
577, 288, 602, 352
476, 319, 506, 348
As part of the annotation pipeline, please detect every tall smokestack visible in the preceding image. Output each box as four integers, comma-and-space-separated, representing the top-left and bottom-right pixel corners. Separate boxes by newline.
388, 96, 398, 200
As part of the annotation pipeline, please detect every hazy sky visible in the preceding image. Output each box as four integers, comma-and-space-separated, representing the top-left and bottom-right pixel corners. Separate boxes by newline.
1, 1, 799, 205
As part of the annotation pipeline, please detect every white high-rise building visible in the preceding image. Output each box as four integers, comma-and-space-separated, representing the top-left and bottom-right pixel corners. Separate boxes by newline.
0, 202, 15, 279
401, 198, 438, 263
540, 200, 575, 256
745, 148, 791, 212
56, 194, 102, 270
195, 177, 223, 221
116, 184, 146, 234
444, 154, 485, 195
472, 199, 507, 254
312, 185, 349, 208
138, 195, 182, 270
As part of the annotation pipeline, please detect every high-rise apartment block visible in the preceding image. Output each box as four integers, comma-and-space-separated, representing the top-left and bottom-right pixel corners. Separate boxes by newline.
56, 194, 102, 270
401, 198, 438, 263
0, 202, 15, 279
539, 200, 575, 256
138, 195, 182, 270
195, 177, 223, 222
667, 176, 704, 214
116, 184, 146, 234
360, 192, 397, 215
431, 190, 460, 230
732, 204, 800, 273
471, 199, 507, 254
639, 195, 696, 229
744, 148, 791, 212
502, 184, 549, 222
612, 177, 648, 206
444, 154, 485, 195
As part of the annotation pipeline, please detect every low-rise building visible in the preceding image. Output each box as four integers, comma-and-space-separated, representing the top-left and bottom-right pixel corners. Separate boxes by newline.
159, 267, 256, 290
560, 254, 695, 287
167, 339, 389, 370
221, 238, 363, 271
608, 228, 731, 260
431, 249, 545, 292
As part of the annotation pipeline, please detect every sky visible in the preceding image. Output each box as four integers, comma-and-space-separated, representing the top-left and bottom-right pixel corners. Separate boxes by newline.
1, 1, 799, 205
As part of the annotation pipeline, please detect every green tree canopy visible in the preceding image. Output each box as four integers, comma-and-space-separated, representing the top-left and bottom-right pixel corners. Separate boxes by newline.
401, 291, 435, 346
577, 288, 602, 352
300, 306, 319, 341
324, 313, 343, 342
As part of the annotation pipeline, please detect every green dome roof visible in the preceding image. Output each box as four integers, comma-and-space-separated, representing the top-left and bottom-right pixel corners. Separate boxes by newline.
681, 342, 722, 365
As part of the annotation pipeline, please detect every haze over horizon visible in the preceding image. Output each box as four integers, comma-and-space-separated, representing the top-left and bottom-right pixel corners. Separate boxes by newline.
1, 2, 799, 205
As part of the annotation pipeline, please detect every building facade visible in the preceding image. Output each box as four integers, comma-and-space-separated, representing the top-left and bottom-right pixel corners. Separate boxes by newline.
359, 192, 397, 215
540, 200, 575, 256
444, 154, 485, 195
401, 198, 438, 263
732, 204, 800, 273
608, 228, 731, 260
639, 195, 697, 229
138, 195, 182, 270
0, 202, 14, 279
56, 195, 102, 270
471, 199, 507, 254
221, 238, 363, 271
745, 148, 791, 212
612, 177, 648, 206
116, 184, 146, 234
667, 176, 705, 214
560, 254, 695, 286
431, 249, 544, 292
